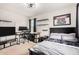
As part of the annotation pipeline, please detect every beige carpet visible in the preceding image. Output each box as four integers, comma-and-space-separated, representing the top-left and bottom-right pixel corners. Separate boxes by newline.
0, 41, 36, 55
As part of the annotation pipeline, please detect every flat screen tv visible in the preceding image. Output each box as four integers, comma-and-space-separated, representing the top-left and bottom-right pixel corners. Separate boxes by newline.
0, 27, 15, 37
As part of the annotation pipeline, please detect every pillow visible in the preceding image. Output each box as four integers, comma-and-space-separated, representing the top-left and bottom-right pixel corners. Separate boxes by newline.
70, 33, 76, 37
50, 33, 61, 40
62, 34, 77, 42
50, 33, 76, 41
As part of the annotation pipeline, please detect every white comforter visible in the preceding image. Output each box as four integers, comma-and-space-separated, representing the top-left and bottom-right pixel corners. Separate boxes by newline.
32, 41, 79, 55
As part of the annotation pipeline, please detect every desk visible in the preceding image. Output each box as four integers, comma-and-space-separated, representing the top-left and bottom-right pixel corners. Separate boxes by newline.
16, 31, 30, 44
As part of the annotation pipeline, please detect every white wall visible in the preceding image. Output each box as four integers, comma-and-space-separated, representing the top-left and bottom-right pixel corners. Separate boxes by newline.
32, 4, 76, 36
0, 9, 29, 32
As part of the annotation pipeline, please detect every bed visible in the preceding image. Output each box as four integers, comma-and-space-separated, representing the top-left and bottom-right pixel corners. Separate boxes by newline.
29, 27, 79, 55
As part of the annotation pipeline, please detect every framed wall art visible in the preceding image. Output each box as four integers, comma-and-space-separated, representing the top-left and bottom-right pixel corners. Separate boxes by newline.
53, 14, 71, 26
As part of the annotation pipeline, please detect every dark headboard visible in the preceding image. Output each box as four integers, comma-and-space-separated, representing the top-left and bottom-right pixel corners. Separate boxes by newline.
50, 27, 76, 34
0, 27, 15, 37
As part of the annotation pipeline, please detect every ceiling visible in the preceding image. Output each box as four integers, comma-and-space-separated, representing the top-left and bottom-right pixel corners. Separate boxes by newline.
0, 3, 76, 17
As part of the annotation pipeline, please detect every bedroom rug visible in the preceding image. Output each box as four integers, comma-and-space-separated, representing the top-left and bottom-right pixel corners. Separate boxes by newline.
0, 41, 36, 55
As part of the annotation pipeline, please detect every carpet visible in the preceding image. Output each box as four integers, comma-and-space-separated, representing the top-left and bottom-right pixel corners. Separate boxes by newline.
0, 41, 36, 55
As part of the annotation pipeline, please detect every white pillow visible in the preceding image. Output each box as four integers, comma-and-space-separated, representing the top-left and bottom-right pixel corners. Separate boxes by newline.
62, 34, 77, 42
50, 33, 61, 40
50, 33, 76, 41
70, 33, 76, 37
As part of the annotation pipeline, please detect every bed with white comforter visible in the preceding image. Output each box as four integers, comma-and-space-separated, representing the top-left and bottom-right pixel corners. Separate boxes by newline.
29, 33, 79, 55
30, 40, 79, 55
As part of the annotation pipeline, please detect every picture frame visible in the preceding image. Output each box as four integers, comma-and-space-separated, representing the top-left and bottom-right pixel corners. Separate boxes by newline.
53, 14, 71, 26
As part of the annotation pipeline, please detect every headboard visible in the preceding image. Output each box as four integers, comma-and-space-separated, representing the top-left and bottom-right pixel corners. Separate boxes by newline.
0, 27, 15, 37
50, 27, 76, 34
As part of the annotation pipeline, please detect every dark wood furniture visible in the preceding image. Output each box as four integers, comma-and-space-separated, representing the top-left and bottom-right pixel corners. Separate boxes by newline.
76, 4, 79, 41
50, 27, 76, 34
38, 36, 49, 42
30, 32, 40, 43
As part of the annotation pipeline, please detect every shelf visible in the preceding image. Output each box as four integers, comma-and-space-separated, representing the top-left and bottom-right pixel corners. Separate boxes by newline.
0, 20, 12, 22
37, 19, 48, 22
36, 18, 49, 28
42, 29, 48, 31
36, 24, 48, 26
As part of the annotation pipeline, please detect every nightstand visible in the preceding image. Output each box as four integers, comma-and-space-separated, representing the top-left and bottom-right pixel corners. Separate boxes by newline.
38, 36, 49, 42
30, 32, 40, 43
74, 42, 79, 47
